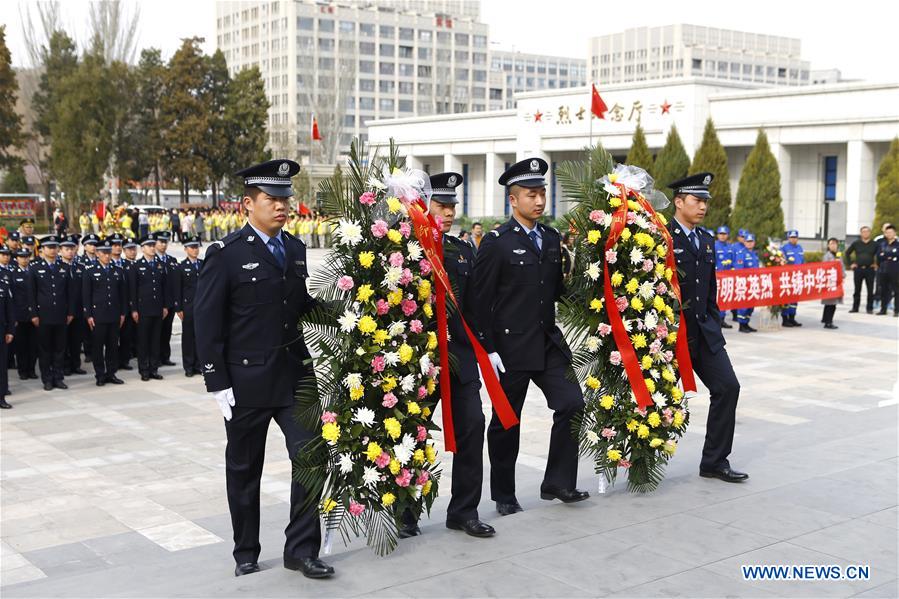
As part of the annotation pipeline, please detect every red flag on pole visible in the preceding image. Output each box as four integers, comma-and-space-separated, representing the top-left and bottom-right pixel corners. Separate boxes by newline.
591, 84, 608, 119
311, 114, 322, 141
95, 201, 105, 220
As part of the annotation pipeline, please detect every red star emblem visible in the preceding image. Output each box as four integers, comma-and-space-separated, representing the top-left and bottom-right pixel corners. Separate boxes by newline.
534, 110, 543, 122
660, 100, 671, 115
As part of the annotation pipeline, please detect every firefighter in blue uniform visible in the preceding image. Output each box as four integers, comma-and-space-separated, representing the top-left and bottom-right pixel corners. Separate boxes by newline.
472, 157, 589, 516
128, 236, 167, 381
155, 232, 178, 367
714, 225, 733, 329
173, 235, 203, 377
28, 235, 72, 391
195, 159, 333, 580
0, 266, 13, 409
733, 233, 759, 333
11, 249, 37, 380
780, 229, 804, 327
398, 172, 496, 540
668, 172, 748, 483
83, 240, 126, 386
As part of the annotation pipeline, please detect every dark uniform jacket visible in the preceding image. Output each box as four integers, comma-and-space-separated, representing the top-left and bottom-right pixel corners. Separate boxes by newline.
62, 260, 87, 319
0, 279, 14, 336
127, 257, 167, 317
172, 258, 203, 314
157, 254, 179, 309
443, 234, 478, 385
472, 217, 569, 371
83, 264, 126, 323
28, 258, 70, 325
195, 224, 317, 407
9, 265, 32, 322
877, 239, 899, 273
670, 221, 726, 354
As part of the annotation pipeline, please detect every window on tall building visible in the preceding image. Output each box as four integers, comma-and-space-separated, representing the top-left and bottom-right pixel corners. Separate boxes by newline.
743, 64, 752, 75
778, 67, 787, 78
379, 98, 394, 112
456, 68, 469, 81
398, 99, 413, 112
359, 60, 374, 73
399, 27, 414, 41
418, 65, 432, 77
343, 114, 355, 127
453, 102, 467, 112
360, 23, 374, 37
339, 21, 354, 34
489, 88, 502, 100
437, 49, 451, 62
503, 58, 512, 71
625, 50, 634, 60
717, 61, 727, 72
437, 31, 450, 44
346, 96, 355, 109
473, 69, 486, 82
339, 39, 355, 52
379, 62, 395, 75
526, 61, 535, 73
767, 66, 775, 77
731, 62, 740, 74
319, 57, 334, 69
359, 97, 375, 110
455, 33, 469, 45
360, 41, 375, 55
823, 156, 837, 201
398, 63, 414, 77
473, 34, 487, 48
319, 38, 334, 52
755, 64, 764, 77
380, 43, 394, 57
379, 80, 395, 92
399, 81, 413, 94
418, 47, 432, 60
526, 76, 534, 86
379, 25, 394, 37
318, 19, 333, 32
559, 64, 568, 76
548, 63, 557, 75
359, 79, 375, 91
298, 17, 313, 30
417, 82, 432, 94
418, 29, 432, 43
473, 52, 486, 65
399, 45, 413, 58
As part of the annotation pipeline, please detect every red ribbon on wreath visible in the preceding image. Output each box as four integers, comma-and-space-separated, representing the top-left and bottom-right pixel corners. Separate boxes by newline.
602, 184, 696, 410
407, 199, 519, 451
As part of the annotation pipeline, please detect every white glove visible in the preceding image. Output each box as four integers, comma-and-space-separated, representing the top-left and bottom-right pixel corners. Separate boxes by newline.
487, 352, 506, 380
213, 388, 236, 421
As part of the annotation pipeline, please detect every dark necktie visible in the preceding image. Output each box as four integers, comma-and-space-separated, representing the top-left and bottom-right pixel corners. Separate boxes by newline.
528, 230, 541, 252
268, 237, 285, 269
688, 230, 698, 251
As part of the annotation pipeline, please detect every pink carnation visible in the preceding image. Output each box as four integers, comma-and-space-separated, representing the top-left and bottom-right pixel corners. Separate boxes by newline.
337, 276, 355, 291
389, 252, 404, 267
417, 386, 427, 399
619, 459, 632, 469
419, 259, 432, 275
359, 191, 376, 206
656, 324, 668, 339
427, 365, 437, 378
662, 350, 674, 363
663, 408, 673, 424
399, 268, 413, 286
589, 210, 606, 224
601, 427, 616, 439
349, 500, 365, 516
395, 469, 412, 487
321, 411, 338, 424
642, 259, 654, 272
416, 425, 427, 442
409, 319, 423, 333
626, 212, 637, 224
649, 340, 662, 355
371, 220, 389, 238
598, 323, 612, 337
609, 351, 622, 366
401, 299, 418, 316
399, 222, 412, 238
656, 282, 668, 295
615, 296, 629, 312
371, 355, 386, 373
605, 249, 618, 264
416, 471, 430, 485
376, 299, 390, 315
382, 392, 398, 408
375, 452, 391, 468
635, 406, 647, 417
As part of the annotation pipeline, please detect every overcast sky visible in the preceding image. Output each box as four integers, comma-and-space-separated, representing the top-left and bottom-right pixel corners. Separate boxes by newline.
2, 0, 897, 82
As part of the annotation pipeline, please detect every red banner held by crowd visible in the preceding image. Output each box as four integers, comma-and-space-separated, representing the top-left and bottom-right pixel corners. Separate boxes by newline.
716, 262, 844, 311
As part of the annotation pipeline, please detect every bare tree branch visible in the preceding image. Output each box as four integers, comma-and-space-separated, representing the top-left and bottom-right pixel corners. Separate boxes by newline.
87, 0, 141, 65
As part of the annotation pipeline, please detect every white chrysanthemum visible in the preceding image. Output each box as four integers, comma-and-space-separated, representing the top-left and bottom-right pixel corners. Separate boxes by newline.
603, 182, 620, 196
382, 266, 403, 290
629, 247, 644, 264
644, 312, 659, 331
584, 336, 601, 352
362, 466, 380, 487
406, 241, 423, 261
584, 262, 601, 281
603, 213, 613, 227
338, 310, 359, 333
383, 351, 400, 367
409, 485, 421, 500
394, 434, 416, 465
343, 373, 362, 389
388, 321, 406, 337
338, 453, 354, 474
368, 177, 387, 190
585, 430, 600, 444
634, 215, 650, 230
638, 281, 655, 300
336, 219, 363, 246
623, 319, 633, 332
400, 374, 416, 393
649, 368, 660, 380
419, 354, 432, 375
651, 392, 667, 404
353, 407, 376, 427
355, 347, 366, 356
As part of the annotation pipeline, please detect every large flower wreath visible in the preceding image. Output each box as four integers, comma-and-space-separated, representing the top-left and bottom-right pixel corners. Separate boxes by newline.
558, 146, 696, 492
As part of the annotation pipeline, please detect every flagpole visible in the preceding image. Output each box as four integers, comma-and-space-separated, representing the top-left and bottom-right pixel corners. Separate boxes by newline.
589, 88, 594, 149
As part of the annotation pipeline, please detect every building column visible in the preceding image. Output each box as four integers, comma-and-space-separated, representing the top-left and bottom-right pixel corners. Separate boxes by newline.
484, 152, 506, 217
406, 155, 423, 171
845, 139, 874, 235
770, 142, 793, 229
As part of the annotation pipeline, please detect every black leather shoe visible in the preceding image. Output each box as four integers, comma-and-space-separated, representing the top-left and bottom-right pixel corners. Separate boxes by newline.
495, 500, 523, 516
878, 310, 888, 315
43, 382, 53, 391
107, 376, 125, 384
540, 485, 590, 503
738, 323, 753, 333
720, 321, 732, 329
96, 379, 106, 387
72, 368, 87, 375
283, 556, 334, 579
119, 364, 133, 371
0, 399, 11, 409
446, 519, 496, 538
234, 562, 260, 577
54, 381, 68, 390
866, 309, 874, 314
185, 371, 195, 377
848, 308, 859, 313
162, 360, 176, 366
824, 323, 838, 329
790, 318, 802, 327
149, 373, 163, 380
29, 373, 39, 379
700, 466, 749, 482
781, 318, 795, 327
398, 523, 422, 539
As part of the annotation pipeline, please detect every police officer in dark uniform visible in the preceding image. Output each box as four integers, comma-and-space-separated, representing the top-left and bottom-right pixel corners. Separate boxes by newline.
0, 246, 14, 374
195, 159, 333, 579
128, 236, 167, 381
398, 172, 496, 540
155, 232, 178, 367
60, 235, 88, 376
668, 172, 748, 483
79, 233, 100, 266
173, 235, 203, 376
117, 238, 138, 370
11, 249, 37, 380
83, 240, 126, 386
6, 232, 22, 255
472, 157, 589, 516
0, 267, 13, 409
28, 235, 72, 391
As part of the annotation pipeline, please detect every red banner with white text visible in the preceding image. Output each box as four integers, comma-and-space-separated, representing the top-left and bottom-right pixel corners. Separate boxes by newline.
716, 262, 843, 311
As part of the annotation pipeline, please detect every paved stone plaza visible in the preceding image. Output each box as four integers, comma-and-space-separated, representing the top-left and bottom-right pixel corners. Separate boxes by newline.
1, 247, 897, 598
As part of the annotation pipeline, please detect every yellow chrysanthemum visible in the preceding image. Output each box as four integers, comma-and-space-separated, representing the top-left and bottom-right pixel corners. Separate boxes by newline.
609, 197, 622, 208
587, 230, 602, 244
641, 355, 653, 370
653, 295, 667, 312
647, 412, 661, 427
398, 343, 414, 363
649, 438, 664, 448
381, 376, 397, 392
356, 284, 374, 303
590, 298, 604, 312
655, 262, 666, 277
413, 449, 425, 465
600, 395, 614, 410
608, 173, 619, 183
322, 498, 337, 512
321, 422, 340, 443
673, 411, 685, 427
386, 196, 403, 213
625, 278, 639, 294
358, 251, 375, 268
407, 401, 421, 415
422, 480, 433, 496
664, 306, 675, 322
626, 419, 639, 432
366, 442, 383, 461
372, 329, 390, 345
426, 331, 438, 350
644, 378, 656, 394
358, 315, 377, 335
664, 267, 673, 281
657, 213, 668, 225
627, 200, 642, 212
637, 424, 650, 439
422, 303, 433, 318
585, 376, 600, 390
630, 297, 644, 311
422, 407, 431, 418
349, 385, 364, 401
664, 440, 677, 455
607, 448, 622, 461
387, 288, 403, 306
425, 444, 437, 464
384, 417, 402, 440
662, 367, 676, 383
671, 387, 684, 402
620, 228, 631, 241
666, 331, 677, 345
631, 333, 647, 349
426, 378, 436, 395
389, 459, 401, 475
387, 229, 403, 244
381, 492, 396, 507
655, 244, 667, 258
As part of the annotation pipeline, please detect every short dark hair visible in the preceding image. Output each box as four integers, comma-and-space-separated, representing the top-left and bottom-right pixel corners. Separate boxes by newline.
472, 222, 482, 228
827, 237, 839, 244
885, 224, 896, 232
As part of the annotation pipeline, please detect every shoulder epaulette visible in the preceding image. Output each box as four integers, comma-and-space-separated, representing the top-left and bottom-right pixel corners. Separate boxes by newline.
490, 222, 511, 237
